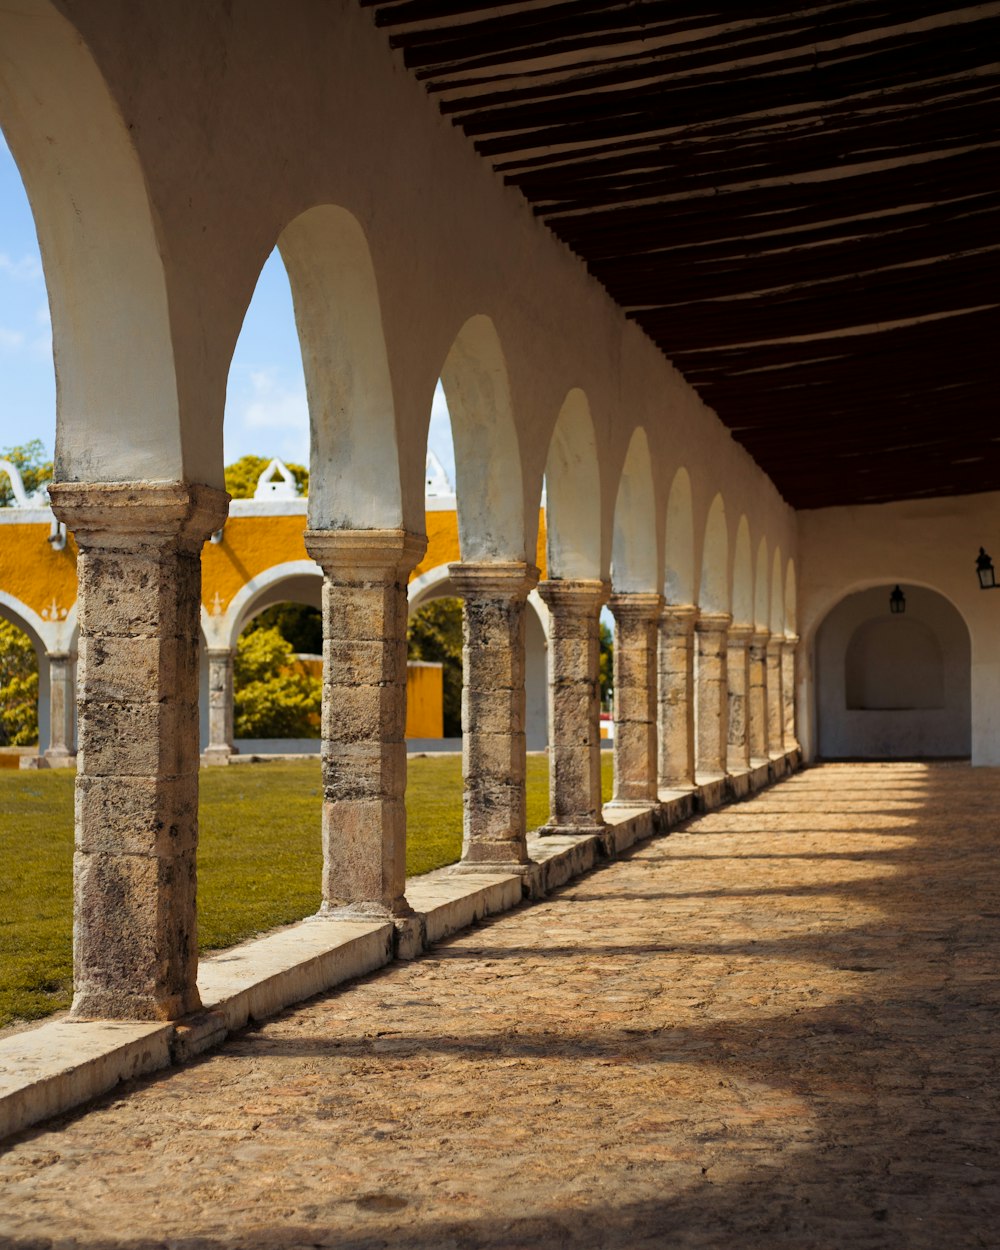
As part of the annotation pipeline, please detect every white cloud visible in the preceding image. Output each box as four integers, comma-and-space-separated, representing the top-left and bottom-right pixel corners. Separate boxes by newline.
426, 379, 456, 485
227, 367, 309, 463
0, 326, 26, 351
0, 252, 42, 283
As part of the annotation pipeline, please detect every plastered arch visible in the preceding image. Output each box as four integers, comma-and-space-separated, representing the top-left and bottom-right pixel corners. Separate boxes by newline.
732, 516, 753, 626
785, 559, 798, 635
0, 1, 187, 484
201, 560, 322, 652
611, 428, 657, 593
439, 315, 525, 562
770, 547, 785, 636
665, 468, 695, 604
0, 591, 52, 753
754, 537, 770, 630
544, 389, 602, 580
278, 205, 402, 530
699, 494, 730, 613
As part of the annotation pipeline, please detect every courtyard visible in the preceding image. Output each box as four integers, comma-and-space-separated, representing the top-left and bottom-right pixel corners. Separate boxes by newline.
1, 762, 997, 1248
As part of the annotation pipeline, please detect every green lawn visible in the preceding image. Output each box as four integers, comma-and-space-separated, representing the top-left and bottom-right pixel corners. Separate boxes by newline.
0, 751, 614, 1029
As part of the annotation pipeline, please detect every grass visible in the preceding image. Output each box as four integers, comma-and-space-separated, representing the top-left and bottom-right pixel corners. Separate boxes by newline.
0, 750, 613, 1029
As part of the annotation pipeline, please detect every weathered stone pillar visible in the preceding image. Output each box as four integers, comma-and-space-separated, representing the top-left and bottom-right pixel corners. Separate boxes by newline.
748, 630, 770, 765
766, 636, 785, 758
609, 592, 661, 805
695, 612, 732, 779
781, 634, 799, 751
304, 529, 426, 917
48, 481, 228, 1021
202, 648, 237, 764
726, 624, 752, 773
449, 561, 539, 870
44, 650, 75, 766
657, 604, 697, 791
537, 578, 608, 833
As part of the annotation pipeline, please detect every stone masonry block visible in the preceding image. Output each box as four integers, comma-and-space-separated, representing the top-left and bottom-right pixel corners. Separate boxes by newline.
323, 741, 406, 801
75, 774, 198, 857
462, 685, 524, 735
323, 582, 405, 642
78, 635, 195, 704
321, 683, 404, 744
78, 700, 198, 778
464, 730, 526, 783
323, 638, 404, 685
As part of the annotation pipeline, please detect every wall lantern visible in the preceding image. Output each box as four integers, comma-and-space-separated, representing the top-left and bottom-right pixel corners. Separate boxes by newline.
889, 585, 906, 614
976, 547, 998, 590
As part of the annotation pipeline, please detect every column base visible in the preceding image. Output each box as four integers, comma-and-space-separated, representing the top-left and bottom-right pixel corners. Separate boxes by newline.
536, 820, 607, 838
605, 795, 657, 811
201, 745, 238, 766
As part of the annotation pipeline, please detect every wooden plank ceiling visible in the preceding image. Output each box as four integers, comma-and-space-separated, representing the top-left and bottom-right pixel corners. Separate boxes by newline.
362, 0, 1000, 509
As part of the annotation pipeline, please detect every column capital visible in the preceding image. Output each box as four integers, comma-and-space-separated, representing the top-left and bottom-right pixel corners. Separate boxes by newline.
305, 527, 426, 579
750, 628, 771, 648
727, 622, 754, 643
659, 603, 699, 633
608, 590, 663, 623
766, 635, 785, 656
781, 633, 800, 649
695, 611, 733, 633
49, 481, 229, 551
448, 561, 539, 600
206, 646, 235, 662
537, 577, 609, 615
44, 649, 73, 663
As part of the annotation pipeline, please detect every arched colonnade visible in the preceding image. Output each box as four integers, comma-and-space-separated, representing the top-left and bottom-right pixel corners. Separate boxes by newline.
0, 1, 799, 1024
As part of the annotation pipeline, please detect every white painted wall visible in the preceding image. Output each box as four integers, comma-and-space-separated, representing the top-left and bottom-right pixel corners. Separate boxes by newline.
799, 491, 1000, 765
815, 586, 970, 759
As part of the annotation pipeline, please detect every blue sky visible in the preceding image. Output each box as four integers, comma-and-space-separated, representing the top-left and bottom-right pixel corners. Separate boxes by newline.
0, 131, 456, 486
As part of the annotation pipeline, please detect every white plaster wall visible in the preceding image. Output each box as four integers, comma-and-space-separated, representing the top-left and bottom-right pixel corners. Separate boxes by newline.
815, 586, 970, 759
798, 492, 1000, 765
4, 0, 795, 585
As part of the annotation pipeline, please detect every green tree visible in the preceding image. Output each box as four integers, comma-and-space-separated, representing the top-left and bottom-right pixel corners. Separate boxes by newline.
407, 597, 463, 737
244, 603, 322, 655
224, 454, 308, 500
0, 618, 39, 746
0, 440, 52, 507
233, 625, 321, 739
599, 620, 614, 707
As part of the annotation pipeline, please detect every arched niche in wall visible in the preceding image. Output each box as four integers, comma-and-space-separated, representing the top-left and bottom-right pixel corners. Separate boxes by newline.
664, 468, 695, 604
815, 585, 971, 760
278, 205, 402, 530
754, 537, 770, 630
0, 1, 189, 484
611, 428, 657, 592
698, 493, 729, 613
731, 516, 753, 626
544, 388, 602, 580
439, 314, 525, 562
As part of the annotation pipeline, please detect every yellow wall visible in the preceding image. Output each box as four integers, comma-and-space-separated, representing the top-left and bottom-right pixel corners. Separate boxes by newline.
406, 662, 444, 738
0, 507, 547, 626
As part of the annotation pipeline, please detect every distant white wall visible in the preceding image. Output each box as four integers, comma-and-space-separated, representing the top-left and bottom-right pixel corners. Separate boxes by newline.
815, 586, 970, 759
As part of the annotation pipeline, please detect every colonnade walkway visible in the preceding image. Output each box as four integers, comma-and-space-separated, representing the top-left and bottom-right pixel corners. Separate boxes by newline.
2, 762, 998, 1248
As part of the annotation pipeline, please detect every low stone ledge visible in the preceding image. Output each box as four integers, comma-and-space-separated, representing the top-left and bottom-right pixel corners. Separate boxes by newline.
0, 750, 803, 1144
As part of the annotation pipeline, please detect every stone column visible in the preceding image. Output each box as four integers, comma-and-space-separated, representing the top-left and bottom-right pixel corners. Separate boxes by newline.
781, 634, 799, 751
304, 529, 426, 918
657, 604, 697, 791
748, 630, 770, 765
536, 578, 608, 834
766, 635, 785, 758
695, 612, 732, 779
449, 561, 539, 871
44, 650, 75, 766
726, 624, 752, 774
202, 648, 237, 764
609, 592, 661, 806
48, 481, 228, 1021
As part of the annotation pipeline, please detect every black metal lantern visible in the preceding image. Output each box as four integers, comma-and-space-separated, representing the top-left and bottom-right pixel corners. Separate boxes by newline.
976, 547, 998, 590
889, 585, 906, 614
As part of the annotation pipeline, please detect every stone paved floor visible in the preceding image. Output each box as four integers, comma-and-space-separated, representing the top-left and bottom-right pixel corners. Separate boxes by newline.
2, 762, 999, 1249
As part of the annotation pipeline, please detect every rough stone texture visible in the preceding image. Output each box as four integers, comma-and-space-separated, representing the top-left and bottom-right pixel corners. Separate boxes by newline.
766, 637, 784, 760
537, 579, 608, 833
748, 630, 770, 765
202, 648, 237, 764
726, 625, 752, 774
609, 592, 661, 805
43, 650, 75, 765
695, 612, 732, 780
305, 529, 426, 917
781, 635, 799, 751
657, 604, 698, 790
1, 762, 997, 1249
449, 562, 539, 870
48, 481, 228, 1022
